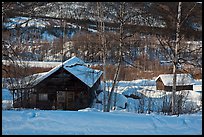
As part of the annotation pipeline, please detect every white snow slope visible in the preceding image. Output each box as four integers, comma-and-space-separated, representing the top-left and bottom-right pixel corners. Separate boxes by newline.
2, 109, 202, 135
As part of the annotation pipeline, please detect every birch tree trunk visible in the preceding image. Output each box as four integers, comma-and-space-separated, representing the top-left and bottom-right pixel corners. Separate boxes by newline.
172, 2, 182, 115
96, 2, 107, 112
106, 2, 125, 112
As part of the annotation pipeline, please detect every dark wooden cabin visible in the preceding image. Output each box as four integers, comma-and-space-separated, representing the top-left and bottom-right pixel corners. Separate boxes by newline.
10, 56, 103, 110
155, 74, 194, 91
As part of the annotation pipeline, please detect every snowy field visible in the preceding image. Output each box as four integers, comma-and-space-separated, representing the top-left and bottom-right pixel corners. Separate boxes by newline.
2, 109, 202, 135
2, 59, 202, 135
2, 60, 61, 68
2, 79, 202, 135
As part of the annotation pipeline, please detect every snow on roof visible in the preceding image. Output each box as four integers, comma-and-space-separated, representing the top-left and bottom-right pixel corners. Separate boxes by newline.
64, 64, 102, 88
155, 74, 194, 86
32, 56, 103, 88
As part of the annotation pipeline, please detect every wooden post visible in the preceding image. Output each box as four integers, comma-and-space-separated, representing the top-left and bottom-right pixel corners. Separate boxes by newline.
36, 92, 38, 108
12, 89, 15, 107
20, 90, 23, 108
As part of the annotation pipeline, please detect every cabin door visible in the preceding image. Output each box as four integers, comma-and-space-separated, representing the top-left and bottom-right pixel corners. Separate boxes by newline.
57, 91, 65, 110
65, 92, 75, 110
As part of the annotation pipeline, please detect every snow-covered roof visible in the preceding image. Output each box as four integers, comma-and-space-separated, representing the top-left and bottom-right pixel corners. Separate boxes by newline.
155, 74, 194, 86
32, 56, 103, 88
8, 56, 103, 89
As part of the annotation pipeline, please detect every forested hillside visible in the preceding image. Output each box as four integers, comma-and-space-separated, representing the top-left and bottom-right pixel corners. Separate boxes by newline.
2, 2, 202, 79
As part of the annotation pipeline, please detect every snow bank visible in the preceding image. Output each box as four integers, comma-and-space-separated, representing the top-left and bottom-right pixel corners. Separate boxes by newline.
96, 91, 127, 109
2, 109, 202, 135
122, 86, 143, 97
2, 88, 13, 100
2, 88, 13, 110
2, 100, 13, 110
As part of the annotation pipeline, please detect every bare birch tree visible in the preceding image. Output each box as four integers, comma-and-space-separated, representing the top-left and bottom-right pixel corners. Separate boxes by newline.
106, 2, 124, 112
171, 2, 182, 115
96, 2, 108, 112
141, 2, 201, 115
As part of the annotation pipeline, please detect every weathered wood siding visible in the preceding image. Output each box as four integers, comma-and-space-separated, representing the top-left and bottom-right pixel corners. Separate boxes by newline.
13, 67, 101, 110
156, 77, 193, 91
156, 78, 165, 90
164, 85, 193, 91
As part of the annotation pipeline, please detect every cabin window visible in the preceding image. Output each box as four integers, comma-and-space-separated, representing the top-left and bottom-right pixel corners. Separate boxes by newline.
39, 93, 48, 101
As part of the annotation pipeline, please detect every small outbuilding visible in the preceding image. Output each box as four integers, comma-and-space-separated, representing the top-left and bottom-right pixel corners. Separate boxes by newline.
155, 73, 194, 91
10, 56, 103, 110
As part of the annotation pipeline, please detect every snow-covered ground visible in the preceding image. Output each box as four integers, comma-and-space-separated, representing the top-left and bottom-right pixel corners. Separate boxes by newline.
2, 109, 202, 135
2, 60, 61, 68
2, 79, 202, 135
